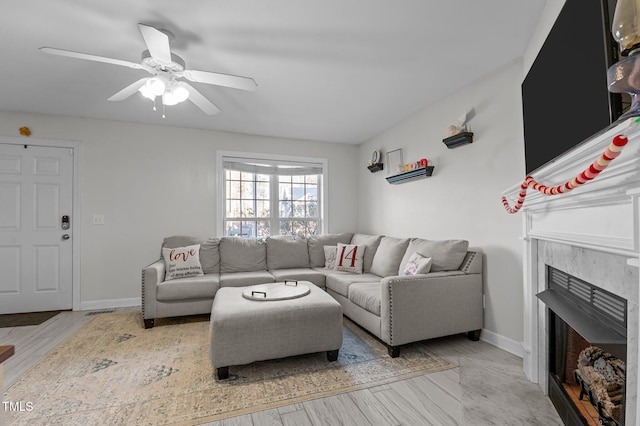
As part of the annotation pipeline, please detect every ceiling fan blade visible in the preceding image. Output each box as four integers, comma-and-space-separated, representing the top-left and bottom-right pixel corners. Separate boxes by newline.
138, 23, 172, 63
183, 83, 220, 115
39, 47, 143, 69
182, 69, 257, 91
107, 78, 150, 102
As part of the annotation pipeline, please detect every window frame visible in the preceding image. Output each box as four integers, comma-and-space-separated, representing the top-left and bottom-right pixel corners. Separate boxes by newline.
216, 151, 329, 238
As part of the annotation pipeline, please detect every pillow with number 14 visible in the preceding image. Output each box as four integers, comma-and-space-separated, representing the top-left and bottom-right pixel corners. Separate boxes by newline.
334, 243, 365, 274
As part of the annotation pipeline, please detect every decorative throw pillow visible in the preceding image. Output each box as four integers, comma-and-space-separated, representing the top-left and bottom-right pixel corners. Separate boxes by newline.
324, 245, 337, 269
403, 252, 432, 276
162, 244, 204, 281
335, 243, 365, 274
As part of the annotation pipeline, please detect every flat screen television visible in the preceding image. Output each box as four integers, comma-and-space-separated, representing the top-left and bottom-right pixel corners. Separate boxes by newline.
521, 0, 625, 174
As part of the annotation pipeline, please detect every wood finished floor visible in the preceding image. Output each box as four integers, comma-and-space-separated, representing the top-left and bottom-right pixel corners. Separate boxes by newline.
0, 308, 563, 425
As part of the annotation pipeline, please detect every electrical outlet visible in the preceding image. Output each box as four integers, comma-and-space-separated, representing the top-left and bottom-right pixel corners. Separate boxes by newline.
92, 214, 105, 225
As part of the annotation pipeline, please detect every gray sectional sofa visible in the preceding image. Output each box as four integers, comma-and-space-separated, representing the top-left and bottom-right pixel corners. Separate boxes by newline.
142, 233, 484, 356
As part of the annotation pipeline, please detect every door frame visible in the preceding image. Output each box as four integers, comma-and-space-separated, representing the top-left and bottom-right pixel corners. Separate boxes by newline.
0, 135, 82, 311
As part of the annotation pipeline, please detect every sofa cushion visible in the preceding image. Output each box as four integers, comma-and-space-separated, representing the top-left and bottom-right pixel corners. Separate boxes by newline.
162, 235, 203, 249
402, 252, 432, 275
219, 237, 267, 273
370, 236, 410, 277
266, 236, 310, 269
312, 266, 351, 276
162, 244, 204, 281
335, 243, 365, 273
307, 233, 354, 267
219, 271, 275, 288
348, 282, 382, 316
326, 273, 381, 298
399, 239, 469, 272
199, 238, 221, 274
269, 268, 327, 290
157, 274, 220, 301
350, 234, 383, 273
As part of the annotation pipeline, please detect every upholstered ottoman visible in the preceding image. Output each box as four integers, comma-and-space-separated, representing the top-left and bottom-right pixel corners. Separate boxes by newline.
209, 281, 343, 379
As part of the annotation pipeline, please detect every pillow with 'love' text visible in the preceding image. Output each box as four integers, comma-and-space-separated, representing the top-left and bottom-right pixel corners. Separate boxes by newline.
162, 244, 204, 281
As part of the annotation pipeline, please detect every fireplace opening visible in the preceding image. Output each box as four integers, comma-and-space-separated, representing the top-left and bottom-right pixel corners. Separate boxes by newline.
539, 267, 627, 425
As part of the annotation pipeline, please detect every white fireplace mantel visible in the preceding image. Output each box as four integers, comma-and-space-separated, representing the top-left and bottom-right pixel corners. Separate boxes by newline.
503, 116, 640, 424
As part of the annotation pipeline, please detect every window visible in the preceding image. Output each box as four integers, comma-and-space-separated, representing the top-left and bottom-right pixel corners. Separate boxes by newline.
219, 153, 326, 238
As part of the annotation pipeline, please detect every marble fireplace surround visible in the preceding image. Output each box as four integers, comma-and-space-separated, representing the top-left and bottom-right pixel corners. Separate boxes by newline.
503, 117, 640, 423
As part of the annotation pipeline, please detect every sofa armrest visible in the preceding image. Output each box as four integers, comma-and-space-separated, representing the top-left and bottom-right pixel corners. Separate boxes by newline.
459, 250, 482, 274
380, 271, 483, 346
142, 259, 165, 323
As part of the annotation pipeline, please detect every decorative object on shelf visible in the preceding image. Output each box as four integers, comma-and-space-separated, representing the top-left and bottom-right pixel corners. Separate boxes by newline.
447, 111, 469, 136
608, 0, 640, 119
19, 126, 31, 137
386, 154, 433, 184
386, 148, 404, 175
443, 132, 473, 149
386, 166, 434, 184
443, 110, 473, 148
367, 149, 384, 172
401, 158, 429, 171
501, 118, 638, 214
371, 149, 380, 164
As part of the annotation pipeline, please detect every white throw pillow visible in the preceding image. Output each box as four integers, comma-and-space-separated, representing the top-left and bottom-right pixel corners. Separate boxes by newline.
403, 252, 432, 275
324, 245, 337, 269
162, 244, 204, 281
335, 243, 365, 274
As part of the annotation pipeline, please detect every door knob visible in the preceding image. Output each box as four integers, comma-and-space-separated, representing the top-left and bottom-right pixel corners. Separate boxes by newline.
62, 234, 70, 240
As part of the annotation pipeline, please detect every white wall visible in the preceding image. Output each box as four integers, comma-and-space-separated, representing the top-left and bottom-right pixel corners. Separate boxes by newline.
357, 60, 527, 346
0, 111, 359, 306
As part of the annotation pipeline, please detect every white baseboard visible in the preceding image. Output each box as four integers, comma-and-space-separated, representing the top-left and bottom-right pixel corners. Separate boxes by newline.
80, 297, 141, 311
480, 328, 525, 358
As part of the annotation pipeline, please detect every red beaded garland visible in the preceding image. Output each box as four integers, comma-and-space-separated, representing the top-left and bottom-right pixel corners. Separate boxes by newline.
501, 133, 630, 214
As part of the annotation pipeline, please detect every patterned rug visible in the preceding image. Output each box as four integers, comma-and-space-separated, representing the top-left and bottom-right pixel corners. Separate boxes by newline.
4, 311, 453, 425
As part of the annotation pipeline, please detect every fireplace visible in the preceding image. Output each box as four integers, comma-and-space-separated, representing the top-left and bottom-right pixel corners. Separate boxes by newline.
540, 266, 627, 425
502, 116, 640, 424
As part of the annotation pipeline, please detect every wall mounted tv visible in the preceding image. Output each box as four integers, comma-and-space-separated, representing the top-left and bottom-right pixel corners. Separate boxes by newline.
521, 0, 625, 174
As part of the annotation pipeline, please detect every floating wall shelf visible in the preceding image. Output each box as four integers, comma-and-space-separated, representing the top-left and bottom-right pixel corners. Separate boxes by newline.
443, 132, 473, 149
367, 163, 384, 172
386, 166, 434, 184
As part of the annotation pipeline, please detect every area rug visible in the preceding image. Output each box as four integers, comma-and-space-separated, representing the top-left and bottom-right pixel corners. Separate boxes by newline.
0, 310, 64, 328
4, 311, 454, 425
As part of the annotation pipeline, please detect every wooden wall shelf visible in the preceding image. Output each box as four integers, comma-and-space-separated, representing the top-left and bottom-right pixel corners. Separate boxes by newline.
386, 166, 434, 184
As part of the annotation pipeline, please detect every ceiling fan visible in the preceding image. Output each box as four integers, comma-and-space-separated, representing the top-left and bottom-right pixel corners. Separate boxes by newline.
40, 23, 257, 116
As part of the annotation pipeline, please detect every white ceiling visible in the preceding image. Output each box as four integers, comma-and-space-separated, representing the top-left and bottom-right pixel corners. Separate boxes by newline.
1, 0, 546, 144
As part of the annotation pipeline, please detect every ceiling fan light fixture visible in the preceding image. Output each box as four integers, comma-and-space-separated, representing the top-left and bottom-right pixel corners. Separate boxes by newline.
162, 91, 178, 106
172, 83, 190, 103
162, 82, 190, 106
162, 82, 189, 105
146, 77, 166, 96
138, 83, 156, 100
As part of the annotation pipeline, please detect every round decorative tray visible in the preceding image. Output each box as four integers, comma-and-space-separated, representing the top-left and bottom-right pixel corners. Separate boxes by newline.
242, 281, 310, 301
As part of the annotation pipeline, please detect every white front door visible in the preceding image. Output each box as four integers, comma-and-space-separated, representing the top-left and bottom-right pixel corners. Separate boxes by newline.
0, 144, 74, 314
